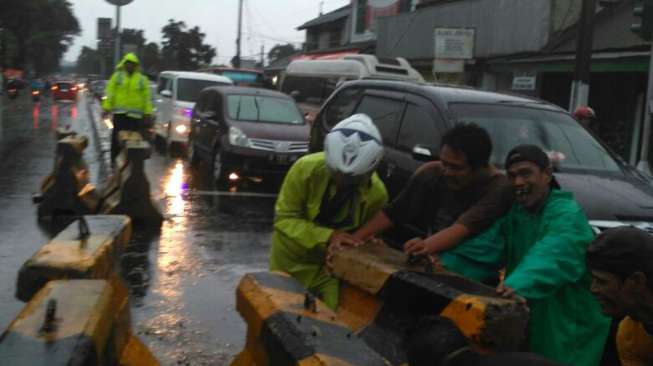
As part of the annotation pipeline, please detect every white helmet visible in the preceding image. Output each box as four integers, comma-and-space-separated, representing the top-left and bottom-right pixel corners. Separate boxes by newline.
324, 113, 383, 176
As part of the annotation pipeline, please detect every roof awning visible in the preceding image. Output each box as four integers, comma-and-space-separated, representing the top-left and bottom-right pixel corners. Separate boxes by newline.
291, 50, 360, 61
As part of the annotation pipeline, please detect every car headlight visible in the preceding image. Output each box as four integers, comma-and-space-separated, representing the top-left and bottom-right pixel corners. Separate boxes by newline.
229, 126, 250, 147
175, 124, 188, 134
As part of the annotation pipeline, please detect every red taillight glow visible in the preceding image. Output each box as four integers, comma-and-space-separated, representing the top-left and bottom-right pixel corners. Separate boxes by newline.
52, 86, 58, 91
71, 86, 77, 91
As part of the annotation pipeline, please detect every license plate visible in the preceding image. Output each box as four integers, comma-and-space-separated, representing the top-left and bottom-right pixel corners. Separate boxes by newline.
61, 89, 68, 92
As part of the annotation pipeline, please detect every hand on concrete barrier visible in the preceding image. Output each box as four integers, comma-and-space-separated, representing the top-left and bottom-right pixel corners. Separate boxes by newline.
403, 237, 426, 254
496, 283, 527, 305
326, 231, 363, 265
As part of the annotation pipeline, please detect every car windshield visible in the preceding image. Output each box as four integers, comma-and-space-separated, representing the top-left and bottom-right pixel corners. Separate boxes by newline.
222, 70, 263, 85
57, 82, 72, 88
177, 79, 229, 102
227, 95, 304, 124
449, 103, 622, 173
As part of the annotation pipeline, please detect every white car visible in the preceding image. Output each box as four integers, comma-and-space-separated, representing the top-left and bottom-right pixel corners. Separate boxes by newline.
154, 71, 233, 150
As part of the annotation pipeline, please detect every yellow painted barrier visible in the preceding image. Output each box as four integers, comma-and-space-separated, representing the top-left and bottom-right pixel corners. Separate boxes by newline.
232, 272, 391, 366
233, 242, 529, 365
99, 132, 162, 228
16, 215, 132, 302
36, 134, 99, 219
0, 279, 157, 365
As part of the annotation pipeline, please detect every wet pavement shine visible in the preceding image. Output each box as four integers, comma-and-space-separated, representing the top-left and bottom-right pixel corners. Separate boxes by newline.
0, 92, 278, 365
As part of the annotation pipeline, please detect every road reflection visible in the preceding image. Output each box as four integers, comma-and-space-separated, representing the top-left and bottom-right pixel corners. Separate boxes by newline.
32, 103, 40, 129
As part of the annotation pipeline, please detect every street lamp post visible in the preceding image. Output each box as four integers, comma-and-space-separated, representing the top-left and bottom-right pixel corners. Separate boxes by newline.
105, 0, 133, 68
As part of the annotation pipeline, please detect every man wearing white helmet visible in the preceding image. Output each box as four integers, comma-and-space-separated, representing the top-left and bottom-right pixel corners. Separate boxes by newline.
269, 114, 388, 310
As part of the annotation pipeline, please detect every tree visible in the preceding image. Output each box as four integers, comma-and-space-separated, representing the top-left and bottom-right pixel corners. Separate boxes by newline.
160, 19, 216, 70
142, 42, 160, 76
0, 0, 80, 74
267, 44, 298, 64
76, 46, 100, 75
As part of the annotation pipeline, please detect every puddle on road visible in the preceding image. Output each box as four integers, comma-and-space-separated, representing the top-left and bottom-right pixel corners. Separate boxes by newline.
122, 158, 274, 365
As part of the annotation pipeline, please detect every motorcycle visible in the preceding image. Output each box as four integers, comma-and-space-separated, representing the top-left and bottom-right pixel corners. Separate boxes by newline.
32, 89, 41, 102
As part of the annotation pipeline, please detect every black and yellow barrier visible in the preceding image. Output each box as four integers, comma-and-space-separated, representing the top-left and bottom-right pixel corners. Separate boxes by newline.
0, 279, 158, 365
232, 272, 391, 366
99, 131, 162, 228
35, 133, 99, 219
16, 215, 132, 302
330, 242, 529, 355
233, 242, 529, 366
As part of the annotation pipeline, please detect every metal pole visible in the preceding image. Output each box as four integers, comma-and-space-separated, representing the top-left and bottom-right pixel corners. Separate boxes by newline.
630, 93, 644, 165
569, 0, 596, 112
235, 0, 242, 68
113, 5, 121, 68
637, 42, 653, 174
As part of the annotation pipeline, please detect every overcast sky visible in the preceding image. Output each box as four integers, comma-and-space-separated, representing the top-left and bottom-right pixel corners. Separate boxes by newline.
65, 0, 350, 63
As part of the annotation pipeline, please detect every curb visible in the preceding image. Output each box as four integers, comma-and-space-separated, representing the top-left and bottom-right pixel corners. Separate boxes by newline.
85, 95, 112, 172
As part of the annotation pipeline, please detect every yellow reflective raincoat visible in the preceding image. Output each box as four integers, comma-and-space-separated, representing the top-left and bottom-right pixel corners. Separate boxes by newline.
500, 189, 610, 366
269, 152, 388, 309
102, 53, 152, 118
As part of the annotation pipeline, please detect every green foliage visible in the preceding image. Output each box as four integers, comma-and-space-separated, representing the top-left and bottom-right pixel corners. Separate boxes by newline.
0, 0, 80, 75
267, 44, 298, 64
160, 19, 216, 70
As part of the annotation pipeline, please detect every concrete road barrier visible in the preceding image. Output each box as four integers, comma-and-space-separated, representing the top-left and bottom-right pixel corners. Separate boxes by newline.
231, 272, 390, 366
35, 133, 99, 219
233, 243, 529, 366
0, 279, 158, 365
99, 132, 162, 228
16, 215, 132, 302
330, 242, 529, 358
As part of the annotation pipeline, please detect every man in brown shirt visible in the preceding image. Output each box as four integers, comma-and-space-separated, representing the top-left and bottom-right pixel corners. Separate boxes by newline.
354, 123, 513, 281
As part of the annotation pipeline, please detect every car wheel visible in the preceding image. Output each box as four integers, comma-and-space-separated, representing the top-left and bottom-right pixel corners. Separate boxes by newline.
212, 147, 226, 188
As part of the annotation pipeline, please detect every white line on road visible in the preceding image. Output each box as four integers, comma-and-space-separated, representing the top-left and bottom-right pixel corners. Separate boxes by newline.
179, 190, 278, 199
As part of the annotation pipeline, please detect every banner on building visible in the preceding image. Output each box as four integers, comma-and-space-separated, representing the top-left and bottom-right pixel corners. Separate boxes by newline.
432, 59, 464, 73
351, 0, 410, 43
434, 27, 475, 60
512, 75, 537, 91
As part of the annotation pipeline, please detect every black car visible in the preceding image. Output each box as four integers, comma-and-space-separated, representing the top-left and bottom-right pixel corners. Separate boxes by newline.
188, 86, 309, 185
310, 79, 653, 235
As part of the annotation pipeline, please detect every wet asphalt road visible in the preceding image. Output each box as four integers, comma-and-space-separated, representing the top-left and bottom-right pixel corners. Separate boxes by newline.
0, 91, 277, 365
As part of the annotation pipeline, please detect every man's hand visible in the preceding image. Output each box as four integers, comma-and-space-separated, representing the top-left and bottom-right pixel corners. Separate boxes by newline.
326, 231, 363, 264
404, 237, 436, 255
496, 283, 527, 305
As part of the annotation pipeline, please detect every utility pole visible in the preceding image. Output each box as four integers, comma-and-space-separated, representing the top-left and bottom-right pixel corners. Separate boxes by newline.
569, 0, 597, 113
260, 44, 264, 68
106, 0, 133, 68
235, 0, 243, 69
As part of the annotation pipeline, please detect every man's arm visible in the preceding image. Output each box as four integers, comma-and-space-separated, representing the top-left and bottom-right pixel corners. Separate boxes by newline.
102, 73, 117, 113
503, 207, 592, 300
406, 176, 513, 255
141, 74, 153, 116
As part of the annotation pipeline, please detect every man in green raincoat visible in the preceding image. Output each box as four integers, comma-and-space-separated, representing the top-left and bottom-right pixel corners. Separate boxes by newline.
102, 53, 153, 163
496, 144, 610, 366
269, 114, 388, 310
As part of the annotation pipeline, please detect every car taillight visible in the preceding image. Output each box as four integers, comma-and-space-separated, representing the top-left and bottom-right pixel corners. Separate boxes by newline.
71, 86, 77, 91
52, 86, 58, 91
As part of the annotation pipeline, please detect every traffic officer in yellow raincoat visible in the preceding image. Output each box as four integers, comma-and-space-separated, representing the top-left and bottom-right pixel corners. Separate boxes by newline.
269, 114, 388, 310
102, 53, 153, 163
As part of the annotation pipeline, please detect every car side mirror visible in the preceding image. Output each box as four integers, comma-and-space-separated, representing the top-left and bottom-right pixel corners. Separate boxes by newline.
412, 145, 439, 162
160, 89, 172, 98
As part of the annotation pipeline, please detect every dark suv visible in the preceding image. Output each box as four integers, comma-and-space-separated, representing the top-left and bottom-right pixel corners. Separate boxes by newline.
189, 86, 309, 185
310, 79, 653, 235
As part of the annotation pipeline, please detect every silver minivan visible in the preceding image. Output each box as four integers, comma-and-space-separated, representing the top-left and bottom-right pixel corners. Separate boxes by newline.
155, 71, 233, 150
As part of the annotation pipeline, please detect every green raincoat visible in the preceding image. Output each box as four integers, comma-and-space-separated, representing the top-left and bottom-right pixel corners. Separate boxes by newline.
102, 53, 153, 118
500, 189, 610, 366
269, 152, 388, 309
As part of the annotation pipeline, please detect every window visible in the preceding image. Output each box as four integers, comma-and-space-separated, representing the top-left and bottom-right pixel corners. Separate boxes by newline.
227, 95, 304, 124
177, 79, 230, 103
397, 104, 441, 152
449, 103, 621, 173
157, 77, 170, 93
354, 95, 404, 146
323, 88, 363, 128
281, 76, 340, 106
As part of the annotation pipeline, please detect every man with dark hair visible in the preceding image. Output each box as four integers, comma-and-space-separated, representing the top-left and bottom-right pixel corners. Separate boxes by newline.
405, 316, 564, 366
495, 144, 610, 366
587, 226, 653, 366
354, 123, 513, 283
